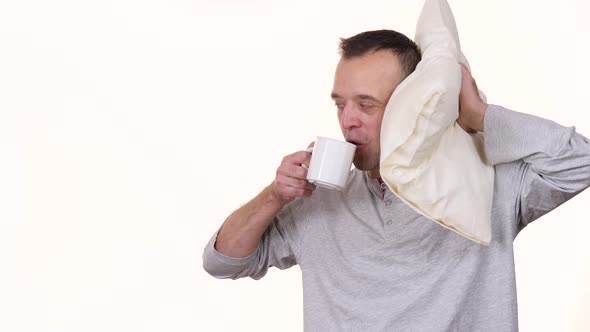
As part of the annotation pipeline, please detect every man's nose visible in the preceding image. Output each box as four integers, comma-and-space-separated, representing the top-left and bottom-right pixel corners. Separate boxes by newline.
340, 104, 360, 129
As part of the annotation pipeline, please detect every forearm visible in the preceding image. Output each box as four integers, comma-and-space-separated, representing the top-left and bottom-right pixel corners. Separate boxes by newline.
484, 105, 590, 225
484, 105, 590, 179
203, 148, 312, 279
216, 184, 287, 258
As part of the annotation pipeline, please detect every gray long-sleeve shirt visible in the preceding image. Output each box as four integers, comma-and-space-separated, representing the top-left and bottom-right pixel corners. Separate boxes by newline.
203, 105, 590, 331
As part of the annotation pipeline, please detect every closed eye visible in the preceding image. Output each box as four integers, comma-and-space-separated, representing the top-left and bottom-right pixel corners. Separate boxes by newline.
359, 103, 375, 112
357, 94, 381, 113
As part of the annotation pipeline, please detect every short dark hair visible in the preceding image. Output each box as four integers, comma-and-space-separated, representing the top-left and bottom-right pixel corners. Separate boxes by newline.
339, 29, 422, 77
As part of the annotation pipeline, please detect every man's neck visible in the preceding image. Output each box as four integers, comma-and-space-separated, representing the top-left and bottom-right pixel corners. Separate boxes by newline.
367, 168, 381, 179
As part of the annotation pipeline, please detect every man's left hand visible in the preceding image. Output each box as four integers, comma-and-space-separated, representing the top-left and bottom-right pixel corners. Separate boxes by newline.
457, 64, 488, 133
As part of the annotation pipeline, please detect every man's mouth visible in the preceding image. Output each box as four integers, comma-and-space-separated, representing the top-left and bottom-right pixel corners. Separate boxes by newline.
346, 139, 360, 146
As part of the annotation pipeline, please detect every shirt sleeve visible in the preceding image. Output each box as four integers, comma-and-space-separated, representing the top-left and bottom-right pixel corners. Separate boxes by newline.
483, 104, 590, 227
202, 199, 305, 280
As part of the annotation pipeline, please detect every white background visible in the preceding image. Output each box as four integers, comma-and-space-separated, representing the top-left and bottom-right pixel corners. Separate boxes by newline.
1, 0, 589, 331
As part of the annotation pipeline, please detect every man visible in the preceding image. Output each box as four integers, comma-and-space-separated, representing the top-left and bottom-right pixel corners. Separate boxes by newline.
203, 30, 590, 330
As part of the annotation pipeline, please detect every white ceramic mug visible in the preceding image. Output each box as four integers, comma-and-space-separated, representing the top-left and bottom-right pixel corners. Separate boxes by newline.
306, 137, 356, 191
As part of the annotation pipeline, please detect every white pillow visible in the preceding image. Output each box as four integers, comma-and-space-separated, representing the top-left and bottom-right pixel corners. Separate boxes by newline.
380, 0, 495, 245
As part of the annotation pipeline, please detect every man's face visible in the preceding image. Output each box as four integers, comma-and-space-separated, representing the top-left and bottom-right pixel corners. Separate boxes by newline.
331, 50, 405, 178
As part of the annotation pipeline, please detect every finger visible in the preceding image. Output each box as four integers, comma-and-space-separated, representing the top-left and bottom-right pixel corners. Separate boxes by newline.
294, 183, 316, 196
275, 175, 316, 200
284, 150, 312, 166
301, 188, 314, 197
287, 187, 314, 199
460, 65, 477, 85
302, 142, 314, 168
299, 154, 312, 169
275, 165, 310, 186
277, 163, 308, 180
278, 176, 311, 191
301, 152, 312, 169
277, 181, 314, 199
460, 63, 468, 74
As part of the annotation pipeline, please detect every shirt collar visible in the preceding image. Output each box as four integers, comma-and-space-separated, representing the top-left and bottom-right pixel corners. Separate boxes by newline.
365, 172, 386, 199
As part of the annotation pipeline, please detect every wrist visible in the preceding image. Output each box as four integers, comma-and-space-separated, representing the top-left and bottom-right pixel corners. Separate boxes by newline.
472, 102, 488, 132
266, 182, 290, 208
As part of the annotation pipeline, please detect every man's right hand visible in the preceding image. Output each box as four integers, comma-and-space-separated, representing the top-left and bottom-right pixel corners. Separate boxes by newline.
271, 148, 316, 204
215, 145, 316, 258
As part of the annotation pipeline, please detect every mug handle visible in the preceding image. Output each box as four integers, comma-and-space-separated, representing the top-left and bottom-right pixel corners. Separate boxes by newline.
302, 146, 314, 170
